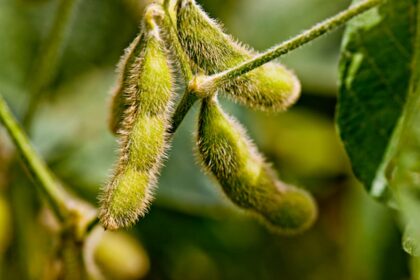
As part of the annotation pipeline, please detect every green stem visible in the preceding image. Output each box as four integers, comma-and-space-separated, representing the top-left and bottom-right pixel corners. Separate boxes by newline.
168, 89, 198, 134
23, 0, 80, 128
204, 0, 383, 90
0, 95, 69, 220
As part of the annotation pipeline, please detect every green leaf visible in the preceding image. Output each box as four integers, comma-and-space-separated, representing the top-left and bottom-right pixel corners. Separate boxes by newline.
339, 0, 420, 256
337, 0, 418, 199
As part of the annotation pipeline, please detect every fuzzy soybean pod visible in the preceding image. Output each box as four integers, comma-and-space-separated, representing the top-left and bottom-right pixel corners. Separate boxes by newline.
176, 0, 300, 112
197, 97, 317, 234
99, 4, 174, 230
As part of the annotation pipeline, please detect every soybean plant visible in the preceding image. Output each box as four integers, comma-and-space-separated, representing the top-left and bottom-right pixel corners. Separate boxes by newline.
99, 0, 381, 233
102, 0, 316, 233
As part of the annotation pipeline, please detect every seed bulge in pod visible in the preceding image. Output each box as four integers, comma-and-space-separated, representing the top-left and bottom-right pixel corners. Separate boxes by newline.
99, 4, 174, 230
196, 97, 317, 234
177, 0, 300, 112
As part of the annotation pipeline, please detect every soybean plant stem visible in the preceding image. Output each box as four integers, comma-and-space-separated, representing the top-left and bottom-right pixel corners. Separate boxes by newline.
168, 90, 198, 134
208, 0, 383, 88
0, 95, 70, 220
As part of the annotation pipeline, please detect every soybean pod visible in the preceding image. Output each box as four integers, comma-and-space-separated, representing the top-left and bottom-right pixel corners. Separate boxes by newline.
197, 97, 317, 234
99, 4, 174, 230
177, 0, 301, 112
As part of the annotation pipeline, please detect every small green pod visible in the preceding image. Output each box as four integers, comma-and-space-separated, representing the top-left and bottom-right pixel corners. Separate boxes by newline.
94, 231, 150, 279
197, 97, 317, 234
99, 4, 174, 230
177, 0, 300, 111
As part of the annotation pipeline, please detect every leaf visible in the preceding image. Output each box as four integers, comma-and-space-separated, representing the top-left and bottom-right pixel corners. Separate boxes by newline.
337, 0, 418, 199
338, 0, 420, 256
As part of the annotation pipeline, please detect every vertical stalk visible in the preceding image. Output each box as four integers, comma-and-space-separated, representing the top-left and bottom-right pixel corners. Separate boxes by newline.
168, 89, 198, 134
0, 95, 69, 220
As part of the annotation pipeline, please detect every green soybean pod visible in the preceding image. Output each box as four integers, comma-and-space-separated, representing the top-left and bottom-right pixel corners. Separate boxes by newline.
176, 0, 300, 112
99, 4, 174, 230
94, 231, 150, 279
197, 97, 317, 234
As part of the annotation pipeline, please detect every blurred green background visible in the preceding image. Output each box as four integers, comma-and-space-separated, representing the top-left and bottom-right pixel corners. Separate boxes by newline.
0, 0, 411, 279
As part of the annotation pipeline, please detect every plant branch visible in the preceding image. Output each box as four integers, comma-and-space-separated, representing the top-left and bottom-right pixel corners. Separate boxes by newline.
168, 89, 198, 134
201, 0, 383, 91
23, 0, 80, 128
0, 95, 70, 220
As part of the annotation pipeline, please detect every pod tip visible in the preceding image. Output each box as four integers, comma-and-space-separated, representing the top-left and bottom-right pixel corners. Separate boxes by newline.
262, 187, 318, 235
